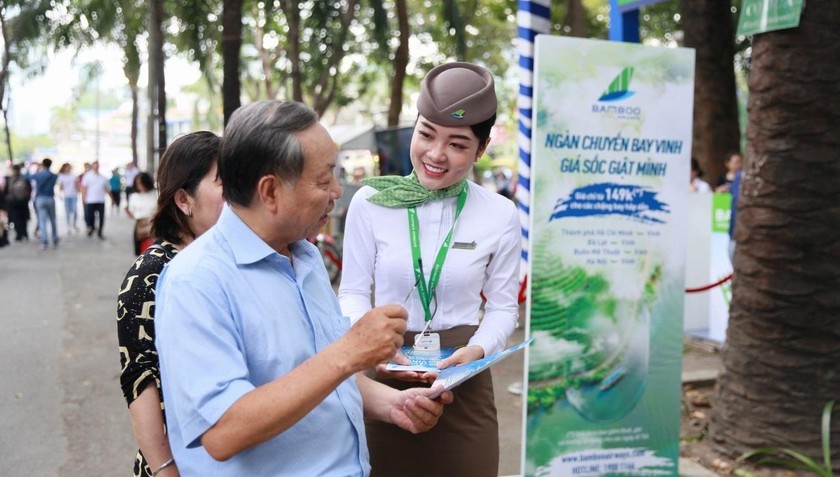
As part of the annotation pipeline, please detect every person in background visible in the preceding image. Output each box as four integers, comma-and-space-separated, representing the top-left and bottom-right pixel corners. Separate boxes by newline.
109, 168, 124, 215
0, 173, 7, 248
28, 161, 42, 240
125, 172, 158, 255
81, 161, 110, 239
715, 151, 742, 193
690, 158, 712, 193
25, 157, 60, 250
154, 100, 452, 476
124, 162, 140, 205
57, 163, 80, 233
117, 131, 224, 477
494, 168, 514, 199
338, 62, 520, 477
79, 162, 91, 228
5, 164, 32, 241
728, 167, 743, 263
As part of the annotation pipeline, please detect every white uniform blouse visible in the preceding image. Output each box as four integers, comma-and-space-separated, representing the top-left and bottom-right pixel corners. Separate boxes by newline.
127, 190, 158, 220
338, 180, 520, 356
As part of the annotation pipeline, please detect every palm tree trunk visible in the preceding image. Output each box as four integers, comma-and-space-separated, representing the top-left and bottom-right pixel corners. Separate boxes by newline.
680, 0, 740, 184
709, 0, 840, 465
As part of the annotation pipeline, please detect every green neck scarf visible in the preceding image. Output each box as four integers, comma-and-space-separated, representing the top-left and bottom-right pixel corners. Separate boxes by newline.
362, 171, 467, 208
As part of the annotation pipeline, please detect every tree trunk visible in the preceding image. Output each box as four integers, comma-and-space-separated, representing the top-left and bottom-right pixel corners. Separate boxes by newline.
150, 0, 167, 158
130, 80, 139, 165
564, 0, 587, 37
222, 0, 243, 125
0, 9, 12, 163
254, 18, 278, 99
281, 0, 303, 103
147, 0, 160, 173
122, 39, 141, 167
387, 0, 409, 127
680, 0, 740, 185
709, 0, 840, 466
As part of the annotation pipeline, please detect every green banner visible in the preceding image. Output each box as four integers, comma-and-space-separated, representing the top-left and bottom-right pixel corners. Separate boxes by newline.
737, 0, 804, 36
525, 36, 695, 477
711, 193, 732, 234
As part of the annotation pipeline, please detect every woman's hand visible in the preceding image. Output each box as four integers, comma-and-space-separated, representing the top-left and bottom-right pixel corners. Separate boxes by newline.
437, 345, 485, 369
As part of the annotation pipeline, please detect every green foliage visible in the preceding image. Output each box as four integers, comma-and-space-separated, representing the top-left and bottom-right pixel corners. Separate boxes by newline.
411, 0, 516, 74
169, 0, 221, 74
0, 132, 56, 163
3, 0, 54, 73
75, 88, 124, 110
738, 400, 836, 477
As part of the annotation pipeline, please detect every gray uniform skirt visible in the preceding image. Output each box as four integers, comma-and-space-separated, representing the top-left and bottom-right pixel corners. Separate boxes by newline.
366, 325, 499, 477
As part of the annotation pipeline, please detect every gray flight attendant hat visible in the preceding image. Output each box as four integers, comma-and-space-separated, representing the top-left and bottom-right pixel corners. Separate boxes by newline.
417, 62, 497, 127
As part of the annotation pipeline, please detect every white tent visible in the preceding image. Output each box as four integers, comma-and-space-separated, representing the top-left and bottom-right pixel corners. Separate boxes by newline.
325, 124, 377, 151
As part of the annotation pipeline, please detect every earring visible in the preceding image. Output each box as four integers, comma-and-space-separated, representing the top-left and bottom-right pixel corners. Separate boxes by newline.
187, 209, 193, 218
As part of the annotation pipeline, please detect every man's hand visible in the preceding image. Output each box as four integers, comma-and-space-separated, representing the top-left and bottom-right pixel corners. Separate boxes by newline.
437, 345, 485, 369
373, 352, 438, 383
339, 304, 407, 372
388, 387, 454, 434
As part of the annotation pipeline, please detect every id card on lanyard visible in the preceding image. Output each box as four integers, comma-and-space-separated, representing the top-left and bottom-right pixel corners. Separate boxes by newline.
407, 186, 468, 352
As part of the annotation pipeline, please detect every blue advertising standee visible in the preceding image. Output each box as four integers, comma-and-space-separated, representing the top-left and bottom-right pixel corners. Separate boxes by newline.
523, 36, 695, 476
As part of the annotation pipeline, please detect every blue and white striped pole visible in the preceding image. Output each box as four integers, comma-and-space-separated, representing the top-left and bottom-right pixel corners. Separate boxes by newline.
517, 0, 551, 293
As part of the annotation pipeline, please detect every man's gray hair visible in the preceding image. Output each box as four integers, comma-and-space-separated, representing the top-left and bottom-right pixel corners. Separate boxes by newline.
220, 100, 319, 207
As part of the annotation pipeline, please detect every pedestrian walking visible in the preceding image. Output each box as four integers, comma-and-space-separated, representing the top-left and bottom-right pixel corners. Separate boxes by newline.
81, 161, 109, 239
109, 168, 123, 215
57, 163, 80, 233
124, 162, 139, 205
25, 158, 60, 250
5, 164, 32, 241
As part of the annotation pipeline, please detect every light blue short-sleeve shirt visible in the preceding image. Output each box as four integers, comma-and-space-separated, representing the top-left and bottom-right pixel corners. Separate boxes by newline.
155, 205, 368, 476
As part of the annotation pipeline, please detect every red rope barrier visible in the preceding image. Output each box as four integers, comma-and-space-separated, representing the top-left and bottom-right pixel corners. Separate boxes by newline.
685, 273, 733, 293
519, 272, 731, 299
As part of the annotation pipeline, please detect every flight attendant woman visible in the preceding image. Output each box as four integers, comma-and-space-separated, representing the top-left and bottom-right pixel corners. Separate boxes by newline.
339, 62, 520, 477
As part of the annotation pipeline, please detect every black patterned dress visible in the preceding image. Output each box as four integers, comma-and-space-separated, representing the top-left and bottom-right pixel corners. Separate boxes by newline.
117, 240, 179, 477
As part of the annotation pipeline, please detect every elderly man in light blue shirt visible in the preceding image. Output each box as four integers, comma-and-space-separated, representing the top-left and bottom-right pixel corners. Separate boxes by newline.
155, 101, 452, 476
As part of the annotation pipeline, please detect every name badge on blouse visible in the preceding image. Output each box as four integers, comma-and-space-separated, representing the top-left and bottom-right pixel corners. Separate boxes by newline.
452, 241, 477, 250
413, 332, 441, 353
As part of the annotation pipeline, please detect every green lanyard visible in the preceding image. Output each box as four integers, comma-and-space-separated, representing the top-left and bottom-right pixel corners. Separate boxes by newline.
407, 186, 468, 321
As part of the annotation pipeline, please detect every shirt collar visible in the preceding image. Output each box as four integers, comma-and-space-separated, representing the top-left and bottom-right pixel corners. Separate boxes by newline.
216, 204, 282, 266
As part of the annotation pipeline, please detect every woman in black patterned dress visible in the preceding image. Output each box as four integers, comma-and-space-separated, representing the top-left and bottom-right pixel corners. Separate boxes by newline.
117, 132, 223, 477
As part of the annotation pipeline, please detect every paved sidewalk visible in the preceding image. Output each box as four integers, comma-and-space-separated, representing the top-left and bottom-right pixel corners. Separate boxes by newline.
0, 207, 141, 475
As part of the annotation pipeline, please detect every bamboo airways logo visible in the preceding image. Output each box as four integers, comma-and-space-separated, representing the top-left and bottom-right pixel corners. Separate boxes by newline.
592, 67, 642, 120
